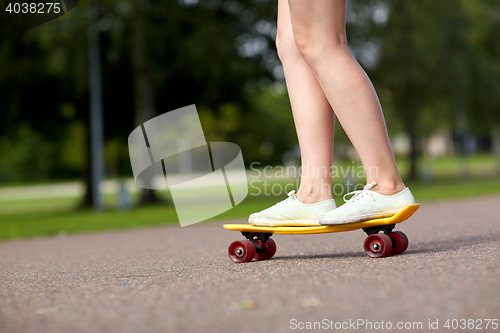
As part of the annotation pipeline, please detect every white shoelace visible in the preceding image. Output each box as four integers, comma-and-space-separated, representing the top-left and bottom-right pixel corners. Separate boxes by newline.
343, 181, 377, 203
269, 190, 296, 208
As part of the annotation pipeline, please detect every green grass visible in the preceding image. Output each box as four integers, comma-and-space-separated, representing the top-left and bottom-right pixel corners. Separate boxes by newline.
0, 195, 284, 240
1, 154, 499, 240
407, 176, 500, 201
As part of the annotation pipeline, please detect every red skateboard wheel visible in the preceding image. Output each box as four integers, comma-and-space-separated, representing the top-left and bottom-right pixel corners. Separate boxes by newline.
254, 238, 277, 261
388, 231, 409, 255
228, 240, 256, 263
363, 234, 393, 258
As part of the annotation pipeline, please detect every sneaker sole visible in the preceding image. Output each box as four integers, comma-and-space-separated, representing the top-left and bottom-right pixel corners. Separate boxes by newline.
319, 209, 402, 226
248, 219, 321, 227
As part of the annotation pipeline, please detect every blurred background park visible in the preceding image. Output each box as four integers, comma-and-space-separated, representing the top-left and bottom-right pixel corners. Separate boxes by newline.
0, 0, 499, 240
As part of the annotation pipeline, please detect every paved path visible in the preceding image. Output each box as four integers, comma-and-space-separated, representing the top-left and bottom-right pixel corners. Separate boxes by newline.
0, 171, 254, 202
1, 196, 499, 333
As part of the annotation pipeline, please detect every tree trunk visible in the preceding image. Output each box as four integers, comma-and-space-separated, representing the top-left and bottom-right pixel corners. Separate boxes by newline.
79, 119, 93, 208
492, 125, 500, 175
130, 8, 164, 205
407, 127, 418, 181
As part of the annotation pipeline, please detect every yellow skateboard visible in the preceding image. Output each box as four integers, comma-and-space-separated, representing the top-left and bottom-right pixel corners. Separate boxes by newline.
224, 204, 419, 263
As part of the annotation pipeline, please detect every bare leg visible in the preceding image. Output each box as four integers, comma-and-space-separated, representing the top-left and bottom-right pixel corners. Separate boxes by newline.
277, 0, 335, 203
287, 0, 405, 195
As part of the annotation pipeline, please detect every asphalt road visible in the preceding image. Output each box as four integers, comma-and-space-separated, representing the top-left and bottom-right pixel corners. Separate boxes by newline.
1, 196, 499, 333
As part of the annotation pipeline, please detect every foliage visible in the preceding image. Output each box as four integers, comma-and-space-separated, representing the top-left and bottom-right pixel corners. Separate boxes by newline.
0, 0, 499, 186
0, 125, 56, 181
354, 0, 500, 179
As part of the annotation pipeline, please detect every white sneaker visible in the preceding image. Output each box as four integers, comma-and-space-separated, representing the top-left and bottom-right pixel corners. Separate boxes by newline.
249, 190, 337, 226
319, 181, 416, 225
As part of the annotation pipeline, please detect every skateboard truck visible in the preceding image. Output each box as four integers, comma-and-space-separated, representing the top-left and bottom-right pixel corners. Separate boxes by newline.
241, 232, 272, 253
362, 223, 395, 236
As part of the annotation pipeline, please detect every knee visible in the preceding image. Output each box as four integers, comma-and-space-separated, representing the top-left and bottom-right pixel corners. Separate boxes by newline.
292, 29, 324, 67
275, 28, 302, 65
292, 26, 347, 68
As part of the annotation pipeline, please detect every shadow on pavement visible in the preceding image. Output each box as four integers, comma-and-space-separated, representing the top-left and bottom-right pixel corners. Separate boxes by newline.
405, 233, 499, 255
272, 251, 366, 261
269, 233, 499, 261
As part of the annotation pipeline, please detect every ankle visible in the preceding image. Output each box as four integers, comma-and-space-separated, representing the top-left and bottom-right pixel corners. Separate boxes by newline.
296, 187, 333, 204
370, 180, 406, 196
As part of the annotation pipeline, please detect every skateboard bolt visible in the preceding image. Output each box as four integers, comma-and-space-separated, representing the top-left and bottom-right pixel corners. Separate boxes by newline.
372, 241, 381, 251
236, 247, 244, 257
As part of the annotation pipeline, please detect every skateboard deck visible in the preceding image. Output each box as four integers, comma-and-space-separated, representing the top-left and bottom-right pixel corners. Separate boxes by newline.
224, 204, 419, 262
